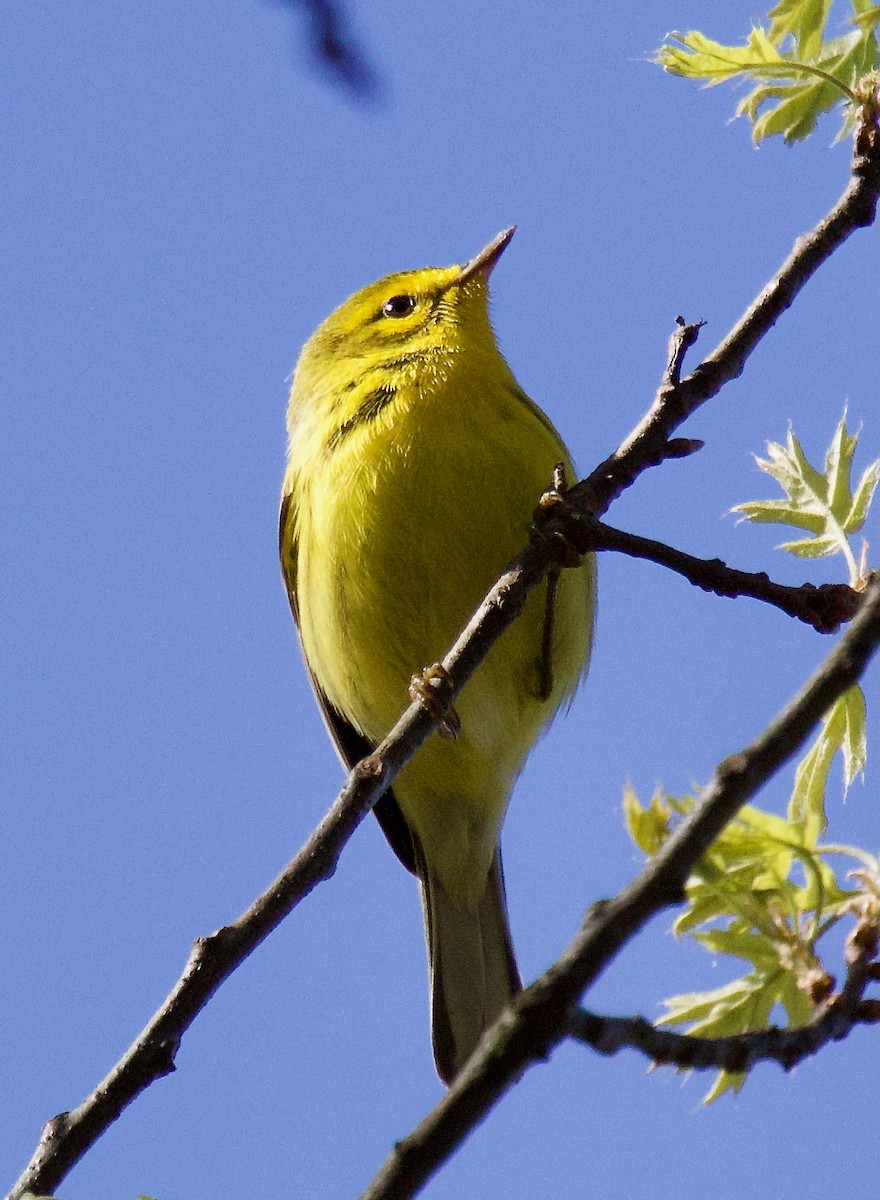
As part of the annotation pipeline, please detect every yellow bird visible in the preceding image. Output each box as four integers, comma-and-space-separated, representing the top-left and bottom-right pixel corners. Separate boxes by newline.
280, 229, 595, 1083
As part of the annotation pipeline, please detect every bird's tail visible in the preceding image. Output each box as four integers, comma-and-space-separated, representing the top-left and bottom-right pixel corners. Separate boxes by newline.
419, 848, 522, 1085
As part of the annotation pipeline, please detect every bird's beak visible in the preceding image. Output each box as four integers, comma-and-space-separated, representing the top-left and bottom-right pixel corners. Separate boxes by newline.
456, 226, 516, 285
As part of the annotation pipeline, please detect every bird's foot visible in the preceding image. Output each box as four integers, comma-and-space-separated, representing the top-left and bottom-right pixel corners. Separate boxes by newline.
408, 663, 461, 739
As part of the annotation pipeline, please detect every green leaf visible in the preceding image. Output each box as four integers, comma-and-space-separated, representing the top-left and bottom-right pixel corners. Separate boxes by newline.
740, 73, 836, 142
660, 967, 788, 1102
655, 28, 785, 85
623, 786, 673, 854
826, 415, 860, 516
768, 0, 834, 57
790, 686, 867, 826
790, 715, 838, 829
853, 3, 880, 31
733, 499, 821, 530
693, 929, 785, 968
741, 31, 876, 142
673, 891, 737, 935
846, 458, 880, 530
654, 13, 879, 144
702, 1069, 747, 1102
777, 970, 815, 1026
840, 685, 868, 789
658, 976, 767, 1028
732, 416, 878, 584
776, 533, 847, 557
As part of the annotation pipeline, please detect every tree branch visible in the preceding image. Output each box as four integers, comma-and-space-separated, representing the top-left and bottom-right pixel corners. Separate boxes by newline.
569, 125, 880, 518
360, 578, 880, 1200
590, 520, 866, 633
570, 918, 880, 1072
5, 538, 565, 1200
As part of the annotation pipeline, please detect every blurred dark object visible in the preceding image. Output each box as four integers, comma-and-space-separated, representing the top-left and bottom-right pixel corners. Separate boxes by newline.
276, 0, 381, 100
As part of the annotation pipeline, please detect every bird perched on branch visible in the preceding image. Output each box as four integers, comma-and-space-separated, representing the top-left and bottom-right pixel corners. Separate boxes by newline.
280, 228, 595, 1083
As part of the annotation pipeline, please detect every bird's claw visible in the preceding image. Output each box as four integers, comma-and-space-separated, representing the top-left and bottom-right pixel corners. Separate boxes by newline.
409, 663, 461, 739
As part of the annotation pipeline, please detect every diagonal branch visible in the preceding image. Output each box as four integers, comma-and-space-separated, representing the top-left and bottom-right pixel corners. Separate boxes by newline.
5, 539, 563, 1200
360, 578, 880, 1200
569, 126, 880, 519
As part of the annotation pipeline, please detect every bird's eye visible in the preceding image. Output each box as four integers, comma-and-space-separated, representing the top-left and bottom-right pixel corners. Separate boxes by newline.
381, 294, 416, 318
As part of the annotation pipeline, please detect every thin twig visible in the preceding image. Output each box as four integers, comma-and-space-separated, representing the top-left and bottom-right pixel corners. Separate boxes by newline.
664, 316, 705, 386
589, 519, 867, 633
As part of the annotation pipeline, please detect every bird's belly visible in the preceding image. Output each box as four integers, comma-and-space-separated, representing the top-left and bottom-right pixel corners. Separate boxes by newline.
296, 394, 590, 902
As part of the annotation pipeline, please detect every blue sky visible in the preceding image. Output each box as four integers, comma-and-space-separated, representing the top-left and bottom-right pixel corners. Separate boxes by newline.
2, 2, 877, 1198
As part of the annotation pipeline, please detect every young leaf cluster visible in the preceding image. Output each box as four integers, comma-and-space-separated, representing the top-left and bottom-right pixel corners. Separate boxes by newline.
623, 416, 877, 1102
654, 0, 880, 143
624, 783, 878, 1102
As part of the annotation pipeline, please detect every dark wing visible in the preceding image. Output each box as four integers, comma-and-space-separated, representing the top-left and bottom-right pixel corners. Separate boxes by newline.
279, 490, 417, 874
